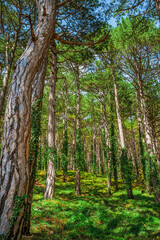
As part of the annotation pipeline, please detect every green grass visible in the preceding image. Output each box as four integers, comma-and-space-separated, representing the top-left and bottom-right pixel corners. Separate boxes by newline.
23, 170, 160, 240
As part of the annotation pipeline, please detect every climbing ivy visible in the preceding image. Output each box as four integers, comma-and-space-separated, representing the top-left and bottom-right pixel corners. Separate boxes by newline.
62, 129, 68, 181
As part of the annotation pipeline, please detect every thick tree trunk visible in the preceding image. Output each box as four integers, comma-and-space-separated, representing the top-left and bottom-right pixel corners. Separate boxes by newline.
22, 54, 48, 236
0, 1, 56, 238
44, 41, 57, 199
76, 170, 81, 195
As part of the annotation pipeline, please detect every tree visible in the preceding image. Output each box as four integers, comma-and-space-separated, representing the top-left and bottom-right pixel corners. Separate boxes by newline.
44, 41, 57, 200
112, 16, 160, 201
0, 1, 56, 238
22, 53, 48, 235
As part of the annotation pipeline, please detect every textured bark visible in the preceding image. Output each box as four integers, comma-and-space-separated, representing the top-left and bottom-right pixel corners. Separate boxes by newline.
44, 159, 56, 199
76, 170, 81, 195
112, 68, 125, 149
44, 41, 57, 199
0, 1, 56, 238
22, 54, 48, 236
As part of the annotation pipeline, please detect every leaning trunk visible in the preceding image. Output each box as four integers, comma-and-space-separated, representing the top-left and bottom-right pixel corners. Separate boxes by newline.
22, 54, 48, 236
0, 1, 56, 238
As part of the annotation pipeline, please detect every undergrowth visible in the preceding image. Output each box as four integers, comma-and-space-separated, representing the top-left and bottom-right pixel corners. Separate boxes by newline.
23, 170, 160, 240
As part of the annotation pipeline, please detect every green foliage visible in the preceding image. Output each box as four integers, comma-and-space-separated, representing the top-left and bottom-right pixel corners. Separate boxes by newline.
144, 148, 160, 198
62, 130, 68, 179
43, 147, 49, 171
120, 149, 133, 197
10, 194, 27, 228
38, 146, 42, 170
144, 148, 152, 192
57, 154, 61, 170
110, 121, 118, 190
139, 135, 145, 180
75, 128, 87, 171
29, 99, 42, 181
102, 130, 109, 177
28, 170, 160, 240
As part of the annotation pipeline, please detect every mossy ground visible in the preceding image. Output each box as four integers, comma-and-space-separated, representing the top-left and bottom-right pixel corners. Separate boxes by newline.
23, 170, 160, 240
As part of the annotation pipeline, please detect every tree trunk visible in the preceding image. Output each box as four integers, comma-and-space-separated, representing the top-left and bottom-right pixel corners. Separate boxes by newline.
22, 53, 48, 236
62, 78, 68, 181
135, 61, 160, 201
135, 64, 155, 154
72, 118, 76, 171
75, 65, 82, 194
100, 95, 112, 192
135, 87, 146, 180
44, 41, 57, 199
130, 115, 140, 182
44, 159, 56, 199
76, 66, 80, 130
0, 1, 56, 238
63, 78, 68, 138
112, 68, 125, 149
76, 170, 81, 195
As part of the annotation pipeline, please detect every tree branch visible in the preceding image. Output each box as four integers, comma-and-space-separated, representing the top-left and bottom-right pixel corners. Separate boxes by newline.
54, 31, 110, 46
56, 0, 71, 8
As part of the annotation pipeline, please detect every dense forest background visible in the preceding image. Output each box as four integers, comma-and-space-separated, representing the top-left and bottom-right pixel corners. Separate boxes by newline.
0, 0, 160, 239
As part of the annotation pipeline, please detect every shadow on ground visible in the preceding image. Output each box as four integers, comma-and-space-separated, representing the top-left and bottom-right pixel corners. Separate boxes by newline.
23, 170, 160, 240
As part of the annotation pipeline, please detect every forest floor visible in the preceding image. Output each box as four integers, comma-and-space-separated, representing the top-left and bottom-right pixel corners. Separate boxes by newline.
23, 170, 160, 240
